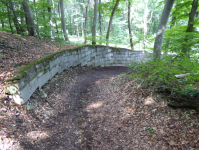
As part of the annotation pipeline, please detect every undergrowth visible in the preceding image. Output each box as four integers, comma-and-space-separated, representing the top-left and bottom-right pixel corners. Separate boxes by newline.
128, 55, 199, 102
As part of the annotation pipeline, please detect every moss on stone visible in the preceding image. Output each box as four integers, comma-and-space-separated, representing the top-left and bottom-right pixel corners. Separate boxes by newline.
6, 45, 87, 82
6, 45, 132, 83
4, 85, 19, 94
6, 76, 22, 83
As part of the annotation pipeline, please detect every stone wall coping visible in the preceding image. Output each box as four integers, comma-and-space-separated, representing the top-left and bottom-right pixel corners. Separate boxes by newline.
4, 45, 149, 104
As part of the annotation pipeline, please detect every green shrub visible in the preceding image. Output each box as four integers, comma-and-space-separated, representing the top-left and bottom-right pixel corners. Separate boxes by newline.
128, 55, 199, 100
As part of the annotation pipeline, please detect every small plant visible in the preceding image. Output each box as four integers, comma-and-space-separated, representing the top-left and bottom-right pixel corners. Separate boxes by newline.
145, 127, 155, 133
0, 53, 4, 57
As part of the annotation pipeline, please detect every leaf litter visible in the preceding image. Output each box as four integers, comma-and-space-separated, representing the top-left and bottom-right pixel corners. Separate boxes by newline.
0, 31, 199, 149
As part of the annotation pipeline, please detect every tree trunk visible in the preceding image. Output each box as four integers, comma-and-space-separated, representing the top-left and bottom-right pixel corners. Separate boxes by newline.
33, 0, 39, 33
75, 0, 79, 38
42, 5, 47, 38
92, 0, 98, 45
106, 0, 120, 46
58, 2, 64, 39
6, 3, 14, 34
80, 0, 84, 37
153, 0, 174, 60
81, 17, 84, 37
1, 19, 4, 29
9, 0, 24, 34
60, 0, 70, 42
20, 4, 25, 26
47, 0, 55, 39
164, 4, 177, 55
22, 0, 40, 38
128, 1, 134, 50
99, 0, 102, 45
53, 0, 59, 38
1, 7, 5, 29
182, 0, 198, 54
84, 0, 89, 44
143, 0, 149, 50
54, 9, 59, 38
186, 0, 198, 33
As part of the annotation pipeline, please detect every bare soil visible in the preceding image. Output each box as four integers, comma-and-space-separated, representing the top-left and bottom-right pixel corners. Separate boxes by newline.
1, 66, 199, 149
1, 32, 199, 150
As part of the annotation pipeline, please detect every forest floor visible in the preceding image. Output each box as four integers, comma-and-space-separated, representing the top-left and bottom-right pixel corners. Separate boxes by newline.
0, 31, 199, 149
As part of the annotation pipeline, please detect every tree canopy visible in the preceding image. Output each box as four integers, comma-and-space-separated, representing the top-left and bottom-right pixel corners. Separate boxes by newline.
0, 0, 198, 57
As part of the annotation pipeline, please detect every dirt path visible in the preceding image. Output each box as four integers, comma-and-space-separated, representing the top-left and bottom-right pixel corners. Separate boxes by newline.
1, 66, 128, 150
1, 66, 199, 150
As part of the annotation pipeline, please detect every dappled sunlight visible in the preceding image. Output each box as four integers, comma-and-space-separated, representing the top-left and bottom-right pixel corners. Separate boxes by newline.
137, 84, 142, 89
157, 26, 165, 36
0, 136, 21, 149
91, 112, 106, 119
95, 80, 102, 85
144, 96, 155, 105
86, 101, 104, 112
109, 76, 116, 82
26, 131, 49, 140
159, 101, 167, 107
122, 106, 136, 118
0, 70, 14, 78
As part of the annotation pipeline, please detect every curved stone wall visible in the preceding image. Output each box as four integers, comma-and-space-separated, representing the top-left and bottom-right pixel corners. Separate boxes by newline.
4, 45, 149, 104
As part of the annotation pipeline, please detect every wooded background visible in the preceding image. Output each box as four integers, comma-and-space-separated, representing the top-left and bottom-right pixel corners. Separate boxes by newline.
0, 0, 198, 59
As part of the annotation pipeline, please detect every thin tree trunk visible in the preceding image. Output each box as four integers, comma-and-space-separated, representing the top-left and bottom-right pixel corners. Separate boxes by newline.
6, 3, 14, 34
186, 0, 198, 32
1, 7, 5, 29
33, 0, 39, 32
80, 0, 84, 37
106, 0, 120, 46
128, 1, 133, 50
75, 0, 79, 38
81, 18, 84, 37
22, 0, 40, 38
54, 9, 59, 38
42, 4, 47, 38
182, 0, 198, 55
84, 0, 89, 44
143, 0, 149, 49
20, 4, 25, 26
52, 0, 59, 38
164, 4, 177, 55
92, 0, 98, 45
1, 19, 4, 29
99, 0, 102, 45
60, 0, 70, 42
153, 0, 174, 60
57, 2, 63, 39
47, 0, 55, 39
9, 0, 24, 34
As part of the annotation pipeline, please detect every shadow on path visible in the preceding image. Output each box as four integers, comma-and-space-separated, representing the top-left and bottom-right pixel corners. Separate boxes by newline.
17, 66, 129, 150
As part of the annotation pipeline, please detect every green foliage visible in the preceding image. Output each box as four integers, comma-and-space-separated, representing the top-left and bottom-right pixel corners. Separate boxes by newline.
162, 0, 199, 55
0, 53, 4, 57
172, 1, 193, 21
129, 55, 199, 100
145, 127, 155, 133
98, 1, 123, 17
163, 25, 199, 54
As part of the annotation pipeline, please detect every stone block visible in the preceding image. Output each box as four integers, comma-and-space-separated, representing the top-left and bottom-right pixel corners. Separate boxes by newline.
7, 46, 149, 104
37, 71, 51, 88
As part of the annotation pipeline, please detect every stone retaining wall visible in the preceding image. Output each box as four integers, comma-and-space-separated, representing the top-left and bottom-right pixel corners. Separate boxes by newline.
5, 45, 149, 104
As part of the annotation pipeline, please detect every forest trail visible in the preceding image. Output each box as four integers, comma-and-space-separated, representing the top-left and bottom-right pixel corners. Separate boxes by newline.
1, 32, 199, 149
19, 66, 129, 150
1, 66, 199, 149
